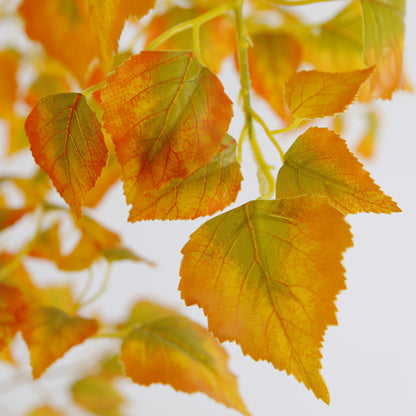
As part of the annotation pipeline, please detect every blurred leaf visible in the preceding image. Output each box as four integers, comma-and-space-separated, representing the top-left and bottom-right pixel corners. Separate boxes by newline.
120, 301, 250, 415
71, 375, 124, 416
21, 306, 98, 378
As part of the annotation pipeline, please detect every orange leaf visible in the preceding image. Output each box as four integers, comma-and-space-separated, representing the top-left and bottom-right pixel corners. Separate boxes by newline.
248, 31, 301, 123
276, 127, 400, 214
128, 135, 242, 221
0, 284, 27, 350
19, 0, 98, 85
145, 6, 235, 73
76, 0, 156, 71
120, 301, 250, 415
0, 207, 32, 231
0, 50, 19, 119
25, 93, 108, 218
285, 68, 373, 119
21, 306, 98, 378
180, 196, 354, 403
100, 51, 233, 199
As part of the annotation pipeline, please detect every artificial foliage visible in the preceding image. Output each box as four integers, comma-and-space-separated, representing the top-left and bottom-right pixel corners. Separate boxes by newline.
0, 0, 408, 414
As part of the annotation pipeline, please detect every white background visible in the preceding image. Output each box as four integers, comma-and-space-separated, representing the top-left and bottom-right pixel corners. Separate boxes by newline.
0, 1, 415, 415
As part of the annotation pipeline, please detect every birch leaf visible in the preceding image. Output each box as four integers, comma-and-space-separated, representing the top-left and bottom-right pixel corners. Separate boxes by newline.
25, 93, 108, 218
100, 51, 233, 202
285, 68, 374, 119
180, 196, 354, 403
276, 127, 401, 214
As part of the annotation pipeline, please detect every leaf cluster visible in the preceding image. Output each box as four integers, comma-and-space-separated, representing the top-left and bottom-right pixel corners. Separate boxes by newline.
0, 0, 407, 414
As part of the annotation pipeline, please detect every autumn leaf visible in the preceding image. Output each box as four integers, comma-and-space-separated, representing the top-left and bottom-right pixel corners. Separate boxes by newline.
25, 406, 67, 416
25, 93, 108, 218
180, 196, 354, 403
128, 135, 242, 221
285, 68, 374, 119
0, 50, 19, 119
100, 50, 233, 203
120, 301, 250, 415
247, 31, 301, 123
145, 6, 235, 73
304, 1, 364, 72
21, 306, 98, 378
356, 110, 378, 158
358, 0, 406, 99
29, 223, 62, 265
76, 0, 156, 71
0, 284, 27, 350
19, 0, 97, 85
0, 207, 32, 231
275, 127, 400, 214
72, 375, 124, 416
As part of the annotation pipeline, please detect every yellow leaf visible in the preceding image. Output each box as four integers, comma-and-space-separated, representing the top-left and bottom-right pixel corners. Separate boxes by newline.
25, 406, 67, 416
180, 196, 354, 403
128, 135, 242, 221
120, 301, 250, 415
276, 127, 400, 214
21, 306, 98, 378
100, 51, 233, 212
76, 0, 156, 71
285, 68, 374, 119
25, 93, 108, 218
359, 0, 406, 99
248, 31, 301, 123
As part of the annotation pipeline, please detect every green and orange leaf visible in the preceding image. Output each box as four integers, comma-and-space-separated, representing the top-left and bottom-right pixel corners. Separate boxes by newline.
21, 306, 98, 378
145, 6, 235, 73
19, 0, 97, 85
275, 127, 400, 214
128, 135, 242, 221
358, 0, 407, 99
76, 0, 156, 71
25, 93, 108, 218
120, 301, 249, 415
285, 68, 374, 119
180, 196, 354, 403
100, 51, 233, 206
247, 31, 301, 123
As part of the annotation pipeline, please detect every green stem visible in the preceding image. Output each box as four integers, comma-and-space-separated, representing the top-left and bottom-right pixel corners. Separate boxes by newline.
76, 262, 112, 309
146, 0, 239, 51
234, 0, 274, 199
192, 24, 205, 65
83, 80, 106, 98
270, 117, 302, 135
251, 111, 285, 162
